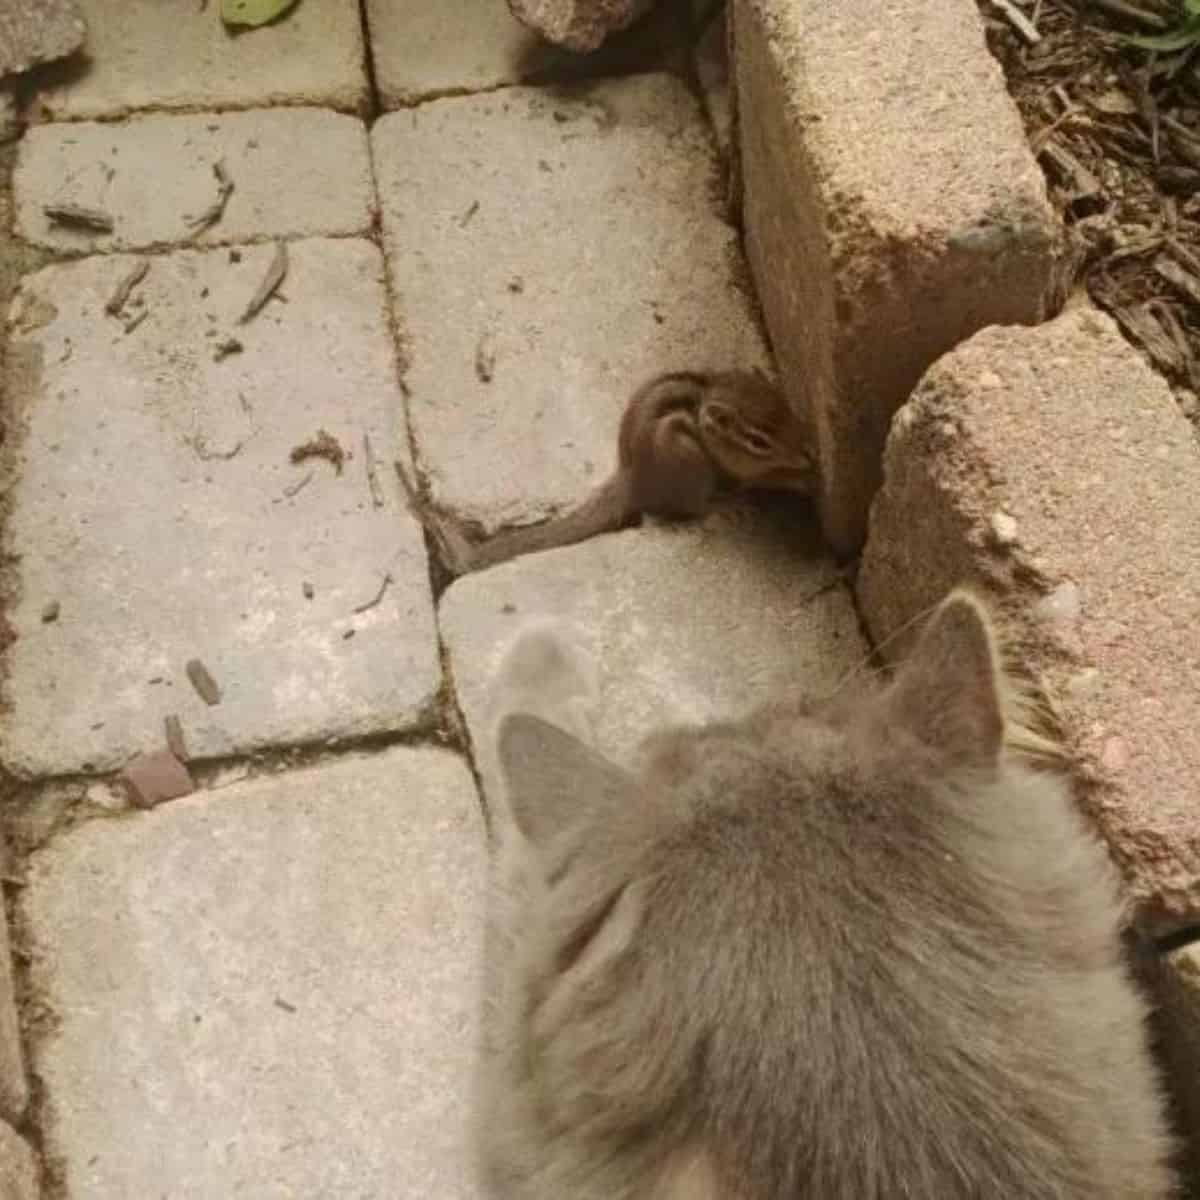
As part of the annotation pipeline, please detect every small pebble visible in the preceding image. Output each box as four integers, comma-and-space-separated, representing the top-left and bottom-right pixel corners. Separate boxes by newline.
989, 511, 1019, 547
40, 600, 60, 623
185, 658, 221, 706
302, 581, 314, 600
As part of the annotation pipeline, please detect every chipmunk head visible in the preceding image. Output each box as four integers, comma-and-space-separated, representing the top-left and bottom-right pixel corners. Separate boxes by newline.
697, 369, 817, 492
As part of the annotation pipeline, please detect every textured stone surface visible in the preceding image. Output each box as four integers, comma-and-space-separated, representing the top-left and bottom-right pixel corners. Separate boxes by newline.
15, 108, 373, 252
23, 748, 483, 1199
732, 0, 1058, 554
0, 1123, 39, 1199
0, 893, 27, 1125
858, 304, 1200, 932
507, 0, 656, 51
0, 0, 85, 76
373, 75, 769, 535
33, 0, 364, 120
694, 3, 732, 163
2, 239, 438, 778
365, 0, 555, 108
439, 503, 865, 819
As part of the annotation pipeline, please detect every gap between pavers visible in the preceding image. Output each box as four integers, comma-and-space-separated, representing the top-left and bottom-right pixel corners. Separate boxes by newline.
438, 503, 866, 826
14, 108, 374, 253
1, 237, 439, 778
858, 303, 1200, 934
31, 0, 366, 121
372, 73, 771, 536
22, 747, 484, 1199
731, 0, 1058, 556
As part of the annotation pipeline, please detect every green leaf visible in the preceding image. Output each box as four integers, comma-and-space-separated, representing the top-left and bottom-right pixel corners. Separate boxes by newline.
1184, 0, 1200, 16
1125, 18, 1200, 51
221, 0, 298, 28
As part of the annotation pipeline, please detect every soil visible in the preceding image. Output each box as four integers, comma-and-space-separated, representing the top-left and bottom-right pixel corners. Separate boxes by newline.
981, 0, 1200, 429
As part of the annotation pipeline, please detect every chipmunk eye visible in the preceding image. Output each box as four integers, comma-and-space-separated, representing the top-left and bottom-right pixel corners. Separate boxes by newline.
742, 430, 774, 456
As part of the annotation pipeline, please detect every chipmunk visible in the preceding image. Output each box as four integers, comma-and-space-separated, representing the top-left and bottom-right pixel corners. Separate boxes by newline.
427, 369, 816, 575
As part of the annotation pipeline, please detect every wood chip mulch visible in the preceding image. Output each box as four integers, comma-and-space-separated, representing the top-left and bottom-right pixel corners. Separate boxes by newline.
981, 0, 1200, 426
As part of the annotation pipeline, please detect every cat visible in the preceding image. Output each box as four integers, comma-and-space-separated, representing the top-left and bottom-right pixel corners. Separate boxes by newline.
474, 590, 1174, 1198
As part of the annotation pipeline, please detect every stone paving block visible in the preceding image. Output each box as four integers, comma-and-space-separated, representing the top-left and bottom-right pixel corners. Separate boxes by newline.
0, 0, 85, 77
373, 74, 770, 535
732, 0, 1058, 555
22, 748, 484, 1199
33, 0, 365, 121
365, 0, 556, 109
15, 108, 373, 253
439, 504, 865, 820
857, 304, 1200, 932
2, 238, 439, 778
0, 1123, 39, 1200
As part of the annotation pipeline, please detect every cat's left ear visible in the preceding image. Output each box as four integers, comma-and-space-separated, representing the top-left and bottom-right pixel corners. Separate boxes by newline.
496, 713, 639, 848
883, 589, 1005, 769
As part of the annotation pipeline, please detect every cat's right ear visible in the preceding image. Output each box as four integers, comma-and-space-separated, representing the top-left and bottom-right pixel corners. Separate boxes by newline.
884, 589, 1005, 769
496, 713, 638, 848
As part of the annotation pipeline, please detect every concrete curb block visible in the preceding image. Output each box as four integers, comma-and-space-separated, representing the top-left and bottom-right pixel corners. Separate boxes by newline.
731, 0, 1059, 555
858, 304, 1200, 935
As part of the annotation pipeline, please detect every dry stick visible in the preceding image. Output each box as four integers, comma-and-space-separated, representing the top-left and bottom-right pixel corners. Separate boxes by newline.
352, 573, 393, 615
1154, 255, 1200, 307
239, 241, 288, 325
363, 434, 385, 508
188, 160, 234, 233
105, 259, 149, 316
991, 0, 1041, 44
1089, 0, 1168, 30
44, 202, 114, 232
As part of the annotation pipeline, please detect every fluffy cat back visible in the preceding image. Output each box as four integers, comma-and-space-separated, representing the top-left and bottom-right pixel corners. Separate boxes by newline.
477, 595, 1174, 1198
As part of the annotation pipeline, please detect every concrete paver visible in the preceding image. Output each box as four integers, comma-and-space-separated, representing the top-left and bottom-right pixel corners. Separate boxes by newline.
858, 304, 1200, 932
0, 1123, 39, 1200
22, 748, 484, 1199
365, 0, 556, 109
0, 0, 85, 76
439, 504, 865, 819
373, 74, 770, 535
2, 238, 439, 778
33, 0, 365, 120
15, 108, 373, 253
732, 0, 1057, 554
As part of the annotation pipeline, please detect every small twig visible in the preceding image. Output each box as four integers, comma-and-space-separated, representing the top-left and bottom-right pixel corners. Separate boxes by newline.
122, 309, 149, 335
185, 658, 221, 706
990, 0, 1041, 44
278, 471, 314, 501
1089, 0, 1168, 30
1154, 254, 1200, 307
44, 202, 114, 232
188, 160, 234, 234
352, 573, 393, 615
105, 259, 149, 316
363, 434, 384, 508
239, 241, 288, 325
188, 433, 248, 462
458, 199, 480, 228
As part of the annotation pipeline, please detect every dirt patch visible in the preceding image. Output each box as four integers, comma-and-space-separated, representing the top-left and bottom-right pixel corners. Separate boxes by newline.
982, 0, 1200, 427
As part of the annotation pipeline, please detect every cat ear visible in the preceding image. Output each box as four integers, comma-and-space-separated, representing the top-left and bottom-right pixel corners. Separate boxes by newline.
885, 589, 1004, 768
496, 713, 638, 848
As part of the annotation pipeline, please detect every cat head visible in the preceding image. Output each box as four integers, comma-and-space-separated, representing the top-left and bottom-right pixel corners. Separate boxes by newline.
482, 591, 1054, 1197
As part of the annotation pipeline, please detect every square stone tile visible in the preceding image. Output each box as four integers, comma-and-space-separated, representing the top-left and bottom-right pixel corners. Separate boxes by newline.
15, 108, 374, 252
2, 238, 439, 777
373, 74, 770, 534
23, 748, 484, 1198
34, 0, 365, 120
